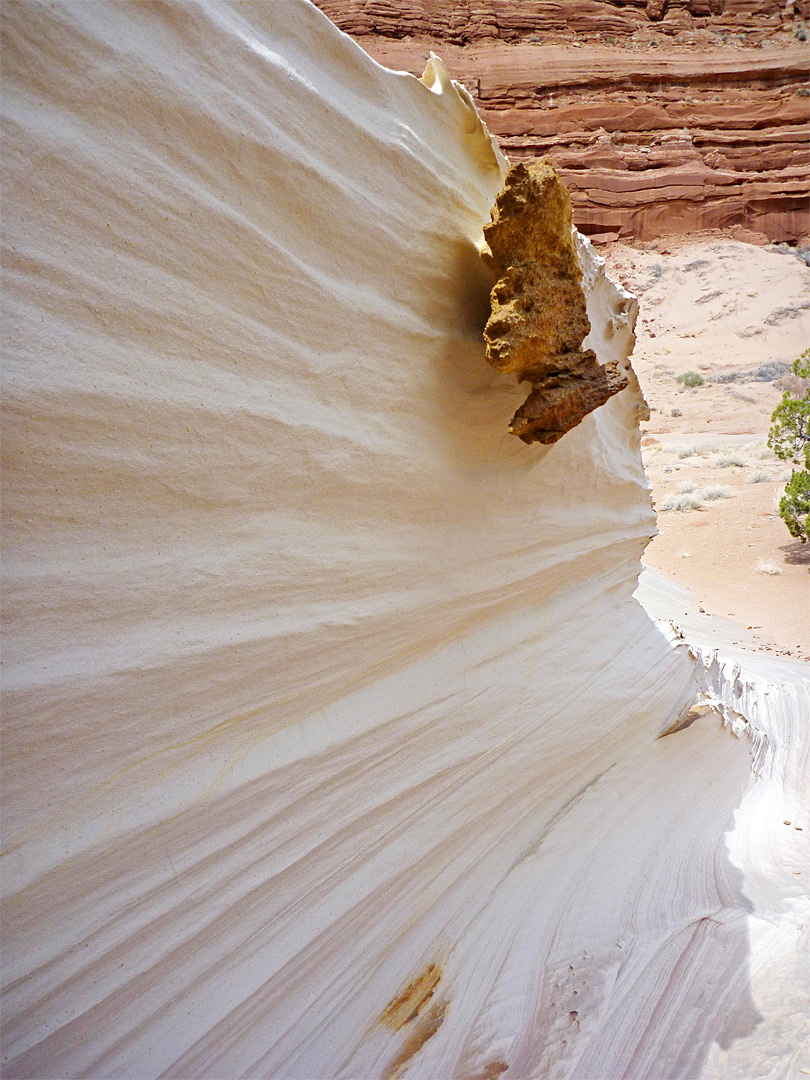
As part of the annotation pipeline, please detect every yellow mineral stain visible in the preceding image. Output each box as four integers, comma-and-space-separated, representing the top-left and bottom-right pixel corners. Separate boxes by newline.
381, 963, 442, 1029
383, 1000, 447, 1080
473, 1061, 510, 1080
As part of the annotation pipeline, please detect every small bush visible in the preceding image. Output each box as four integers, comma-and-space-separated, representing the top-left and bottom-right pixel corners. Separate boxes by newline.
752, 362, 792, 382
757, 561, 782, 575
769, 349, 810, 543
676, 371, 704, 387
660, 493, 703, 512
699, 485, 733, 501
678, 445, 699, 459
676, 481, 696, 493
671, 407, 683, 417
718, 455, 746, 468
779, 470, 810, 543
748, 469, 772, 484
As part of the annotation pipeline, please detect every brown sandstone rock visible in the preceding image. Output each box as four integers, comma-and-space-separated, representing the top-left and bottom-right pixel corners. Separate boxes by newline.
482, 162, 628, 444
315, 1, 810, 243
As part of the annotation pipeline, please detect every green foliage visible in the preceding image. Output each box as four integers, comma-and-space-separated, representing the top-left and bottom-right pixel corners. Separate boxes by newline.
676, 371, 704, 387
769, 349, 810, 542
768, 349, 810, 465
779, 471, 810, 543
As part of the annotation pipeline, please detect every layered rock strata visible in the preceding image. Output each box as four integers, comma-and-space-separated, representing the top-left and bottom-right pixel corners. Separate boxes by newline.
317, 0, 810, 243
2, 3, 808, 1079
317, 1, 810, 42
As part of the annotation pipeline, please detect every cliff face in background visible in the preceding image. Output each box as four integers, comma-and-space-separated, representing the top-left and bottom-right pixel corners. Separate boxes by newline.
316, 0, 810, 243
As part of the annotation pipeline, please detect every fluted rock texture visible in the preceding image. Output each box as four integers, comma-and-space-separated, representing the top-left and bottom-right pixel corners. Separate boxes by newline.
1, 3, 808, 1079
316, 0, 810, 243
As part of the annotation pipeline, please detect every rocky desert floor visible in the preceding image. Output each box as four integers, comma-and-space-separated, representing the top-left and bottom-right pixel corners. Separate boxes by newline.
604, 236, 810, 659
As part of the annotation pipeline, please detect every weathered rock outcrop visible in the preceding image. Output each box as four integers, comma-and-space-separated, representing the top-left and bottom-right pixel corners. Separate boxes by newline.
316, 0, 810, 243
316, 0, 810, 42
483, 161, 628, 442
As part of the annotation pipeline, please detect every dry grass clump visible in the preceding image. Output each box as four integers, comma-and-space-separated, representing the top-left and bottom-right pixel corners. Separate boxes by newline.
660, 492, 703, 512
718, 454, 746, 468
676, 442, 715, 458
744, 442, 776, 460
676, 371, 704, 388
676, 480, 696, 493
757, 560, 782, 576
699, 485, 733, 501
748, 469, 773, 484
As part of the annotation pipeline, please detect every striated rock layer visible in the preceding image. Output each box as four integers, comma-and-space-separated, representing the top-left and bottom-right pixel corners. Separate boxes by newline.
316, 0, 810, 243
1, 3, 808, 1079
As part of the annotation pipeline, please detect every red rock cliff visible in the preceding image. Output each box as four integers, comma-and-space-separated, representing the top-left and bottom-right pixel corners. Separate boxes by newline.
315, 1, 810, 243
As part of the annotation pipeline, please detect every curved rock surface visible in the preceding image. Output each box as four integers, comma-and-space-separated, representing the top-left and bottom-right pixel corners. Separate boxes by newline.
1, 3, 808, 1079
316, 0, 810, 243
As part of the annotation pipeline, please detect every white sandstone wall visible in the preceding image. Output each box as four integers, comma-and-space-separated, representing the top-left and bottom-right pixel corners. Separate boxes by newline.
1, 3, 807, 1078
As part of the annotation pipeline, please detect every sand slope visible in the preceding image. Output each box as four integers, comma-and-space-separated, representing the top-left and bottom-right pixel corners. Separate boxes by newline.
605, 238, 810, 657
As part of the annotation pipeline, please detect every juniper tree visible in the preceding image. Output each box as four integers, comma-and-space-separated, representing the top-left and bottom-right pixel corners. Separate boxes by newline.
768, 349, 810, 542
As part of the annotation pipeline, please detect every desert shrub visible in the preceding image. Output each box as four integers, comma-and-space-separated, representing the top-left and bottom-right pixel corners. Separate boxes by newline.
671, 407, 682, 417
751, 444, 776, 460
747, 469, 772, 484
676, 481, 696, 493
768, 348, 810, 542
676, 371, 704, 387
769, 350, 810, 462
779, 471, 810, 543
677, 444, 698, 459
660, 493, 703, 512
765, 305, 810, 326
757, 561, 782, 575
715, 363, 791, 384
699, 485, 732, 501
717, 455, 746, 468
779, 372, 808, 397
752, 361, 792, 382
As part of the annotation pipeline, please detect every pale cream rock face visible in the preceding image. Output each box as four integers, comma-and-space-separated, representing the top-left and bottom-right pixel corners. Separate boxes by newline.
1, 3, 807, 1079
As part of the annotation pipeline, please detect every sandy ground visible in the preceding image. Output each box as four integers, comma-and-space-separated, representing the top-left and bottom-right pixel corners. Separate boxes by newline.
603, 237, 810, 660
